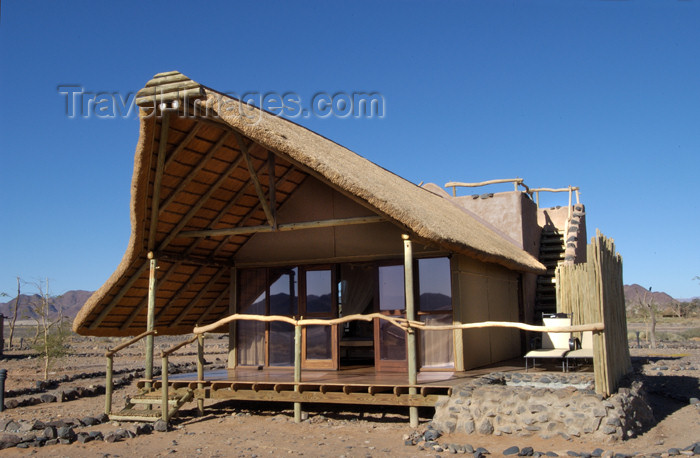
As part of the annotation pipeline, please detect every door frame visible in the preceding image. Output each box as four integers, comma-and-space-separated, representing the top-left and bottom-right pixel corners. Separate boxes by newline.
300, 265, 339, 370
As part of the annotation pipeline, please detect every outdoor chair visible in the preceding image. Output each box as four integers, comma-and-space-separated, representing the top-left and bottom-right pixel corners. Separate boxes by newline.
524, 315, 572, 372
565, 330, 593, 371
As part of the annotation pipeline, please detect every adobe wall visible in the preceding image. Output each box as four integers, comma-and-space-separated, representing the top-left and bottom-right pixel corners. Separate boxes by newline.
451, 255, 521, 370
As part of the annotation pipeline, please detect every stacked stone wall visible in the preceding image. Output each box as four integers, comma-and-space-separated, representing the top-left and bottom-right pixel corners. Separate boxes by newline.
432, 372, 653, 442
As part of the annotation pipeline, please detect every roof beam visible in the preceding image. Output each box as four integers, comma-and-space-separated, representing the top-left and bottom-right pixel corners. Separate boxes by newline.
159, 131, 231, 216
211, 165, 296, 258
170, 269, 227, 326
154, 264, 210, 323
178, 215, 386, 239
195, 285, 230, 326
234, 132, 276, 227
164, 123, 202, 171
155, 151, 246, 252
148, 112, 171, 252
88, 261, 149, 330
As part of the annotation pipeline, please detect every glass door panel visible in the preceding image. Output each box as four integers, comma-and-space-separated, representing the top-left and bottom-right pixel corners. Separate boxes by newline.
375, 265, 407, 372
302, 268, 337, 369
268, 268, 298, 367
237, 268, 267, 367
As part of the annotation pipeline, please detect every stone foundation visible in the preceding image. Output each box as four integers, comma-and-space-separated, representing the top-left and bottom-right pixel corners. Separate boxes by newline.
432, 372, 653, 442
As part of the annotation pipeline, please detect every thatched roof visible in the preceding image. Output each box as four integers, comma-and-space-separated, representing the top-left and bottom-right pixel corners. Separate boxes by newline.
73, 71, 545, 337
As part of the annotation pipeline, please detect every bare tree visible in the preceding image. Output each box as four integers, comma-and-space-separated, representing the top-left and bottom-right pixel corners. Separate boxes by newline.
636, 287, 658, 349
28, 278, 69, 380
8, 277, 22, 349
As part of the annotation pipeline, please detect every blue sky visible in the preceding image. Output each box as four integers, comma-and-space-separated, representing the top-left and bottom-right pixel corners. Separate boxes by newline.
1, 0, 699, 300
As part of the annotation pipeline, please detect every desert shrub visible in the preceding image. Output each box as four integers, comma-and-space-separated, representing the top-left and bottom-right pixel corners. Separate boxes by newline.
681, 328, 700, 339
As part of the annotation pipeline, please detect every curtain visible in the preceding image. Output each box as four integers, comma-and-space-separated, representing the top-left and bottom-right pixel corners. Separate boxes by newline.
340, 264, 375, 316
420, 314, 454, 369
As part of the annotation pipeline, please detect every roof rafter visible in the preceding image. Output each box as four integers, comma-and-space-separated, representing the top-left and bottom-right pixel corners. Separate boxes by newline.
159, 131, 232, 216
179, 215, 386, 238
170, 269, 227, 326
163, 123, 202, 171
234, 131, 276, 228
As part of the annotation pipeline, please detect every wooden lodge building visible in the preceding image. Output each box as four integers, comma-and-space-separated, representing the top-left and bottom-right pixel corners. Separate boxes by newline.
73, 72, 608, 423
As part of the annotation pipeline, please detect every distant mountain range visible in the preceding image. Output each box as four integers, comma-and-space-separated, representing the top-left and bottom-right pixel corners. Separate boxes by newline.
623, 284, 677, 306
0, 285, 693, 322
0, 290, 92, 321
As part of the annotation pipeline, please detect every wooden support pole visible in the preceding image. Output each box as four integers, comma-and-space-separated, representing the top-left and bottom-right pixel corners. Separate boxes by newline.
268, 150, 277, 230
161, 354, 169, 422
234, 132, 276, 227
402, 234, 419, 428
145, 253, 158, 390
228, 267, 238, 369
294, 323, 302, 423
148, 111, 170, 252
105, 355, 113, 416
197, 334, 205, 416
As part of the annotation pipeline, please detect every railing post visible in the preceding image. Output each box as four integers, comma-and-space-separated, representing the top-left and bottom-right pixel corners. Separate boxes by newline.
145, 253, 158, 390
161, 354, 169, 422
197, 334, 205, 416
294, 322, 302, 423
105, 355, 113, 416
403, 234, 419, 428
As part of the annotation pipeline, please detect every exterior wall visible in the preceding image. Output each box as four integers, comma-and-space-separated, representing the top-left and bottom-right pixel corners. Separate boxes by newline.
234, 177, 440, 266
451, 254, 521, 370
454, 192, 539, 327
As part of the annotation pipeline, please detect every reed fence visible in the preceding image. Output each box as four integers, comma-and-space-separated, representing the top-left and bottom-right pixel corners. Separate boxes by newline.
557, 230, 631, 396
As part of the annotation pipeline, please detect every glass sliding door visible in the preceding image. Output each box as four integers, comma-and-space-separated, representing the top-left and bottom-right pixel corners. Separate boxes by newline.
301, 267, 338, 369
237, 268, 267, 367
374, 264, 407, 372
417, 258, 454, 369
268, 267, 298, 367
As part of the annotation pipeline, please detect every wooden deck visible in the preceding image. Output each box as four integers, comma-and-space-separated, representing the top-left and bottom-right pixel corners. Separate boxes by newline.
138, 359, 531, 408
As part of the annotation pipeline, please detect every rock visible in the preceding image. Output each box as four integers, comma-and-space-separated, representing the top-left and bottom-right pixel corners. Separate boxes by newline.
667, 449, 679, 456
504, 446, 520, 455
601, 426, 616, 435
76, 432, 93, 444
88, 431, 104, 441
136, 423, 154, 435
475, 446, 490, 455
104, 432, 121, 443
96, 413, 110, 424
520, 447, 534, 456
3, 421, 21, 433
39, 394, 57, 403
57, 426, 76, 442
424, 428, 441, 441
4, 399, 18, 409
478, 419, 494, 435
82, 417, 100, 426
591, 449, 604, 457
44, 438, 58, 446
0, 433, 21, 449
42, 426, 57, 439
689, 397, 699, 405
154, 419, 169, 432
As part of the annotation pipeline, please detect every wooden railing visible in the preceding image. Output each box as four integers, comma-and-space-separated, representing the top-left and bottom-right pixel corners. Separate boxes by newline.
444, 179, 580, 211
104, 329, 157, 416
161, 334, 204, 421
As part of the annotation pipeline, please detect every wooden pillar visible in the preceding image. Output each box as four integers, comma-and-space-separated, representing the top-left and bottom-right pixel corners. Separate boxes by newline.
294, 323, 302, 423
105, 355, 113, 416
402, 234, 419, 427
161, 354, 169, 421
145, 253, 158, 390
228, 267, 238, 369
197, 334, 205, 416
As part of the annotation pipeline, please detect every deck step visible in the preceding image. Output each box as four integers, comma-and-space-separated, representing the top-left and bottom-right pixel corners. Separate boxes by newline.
109, 408, 163, 422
